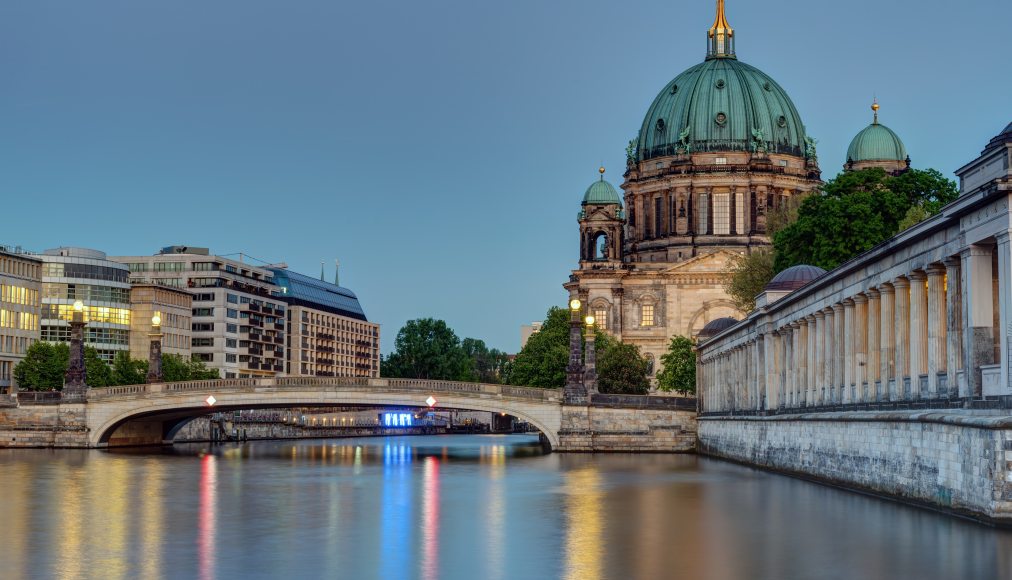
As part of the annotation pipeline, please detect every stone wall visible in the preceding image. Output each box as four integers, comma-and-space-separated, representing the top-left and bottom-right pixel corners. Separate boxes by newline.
0, 403, 90, 448
698, 412, 1012, 524
556, 404, 697, 452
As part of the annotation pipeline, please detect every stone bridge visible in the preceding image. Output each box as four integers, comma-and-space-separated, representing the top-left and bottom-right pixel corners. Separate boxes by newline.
1, 378, 697, 452
83, 377, 565, 448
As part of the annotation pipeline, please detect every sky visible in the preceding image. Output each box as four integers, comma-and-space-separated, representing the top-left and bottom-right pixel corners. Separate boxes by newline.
2, 0, 1009, 355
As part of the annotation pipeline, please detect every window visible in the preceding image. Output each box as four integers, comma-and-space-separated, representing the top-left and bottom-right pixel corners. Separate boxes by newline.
594, 309, 607, 330
225, 354, 237, 363
654, 197, 663, 237
641, 304, 654, 327
193, 353, 213, 362
735, 191, 745, 234
192, 262, 217, 272
715, 157, 727, 165
192, 323, 213, 332
226, 293, 238, 304
225, 265, 237, 274
226, 323, 238, 334
225, 338, 237, 348
192, 307, 214, 317
192, 337, 214, 348
154, 262, 184, 272
697, 193, 708, 234
226, 308, 238, 319
712, 193, 730, 235
193, 293, 215, 302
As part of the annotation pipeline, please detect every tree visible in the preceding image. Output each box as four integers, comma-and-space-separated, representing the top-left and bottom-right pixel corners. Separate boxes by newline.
111, 351, 147, 385
13, 342, 68, 390
897, 203, 930, 232
508, 307, 571, 388
596, 341, 649, 395
12, 342, 112, 389
381, 318, 474, 381
162, 354, 220, 382
656, 335, 696, 395
774, 168, 957, 272
461, 337, 511, 384
723, 248, 776, 313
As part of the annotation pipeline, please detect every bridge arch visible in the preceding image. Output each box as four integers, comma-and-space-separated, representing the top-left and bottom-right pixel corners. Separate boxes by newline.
86, 378, 563, 450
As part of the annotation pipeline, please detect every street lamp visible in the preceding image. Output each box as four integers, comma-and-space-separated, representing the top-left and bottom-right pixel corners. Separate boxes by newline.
584, 315, 598, 394
564, 297, 588, 403
147, 311, 164, 383
64, 300, 88, 398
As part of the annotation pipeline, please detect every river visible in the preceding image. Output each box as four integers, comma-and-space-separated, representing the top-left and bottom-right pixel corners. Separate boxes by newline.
1, 434, 1010, 580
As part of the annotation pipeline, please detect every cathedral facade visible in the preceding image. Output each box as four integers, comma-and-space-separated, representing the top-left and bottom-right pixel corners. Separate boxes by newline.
565, 0, 825, 377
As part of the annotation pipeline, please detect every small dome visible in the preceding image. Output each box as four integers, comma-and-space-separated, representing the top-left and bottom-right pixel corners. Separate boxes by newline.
847, 123, 907, 162
765, 264, 827, 292
582, 177, 622, 206
698, 317, 739, 338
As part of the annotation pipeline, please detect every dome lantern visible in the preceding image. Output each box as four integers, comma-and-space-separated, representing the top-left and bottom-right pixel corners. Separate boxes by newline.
707, 0, 735, 60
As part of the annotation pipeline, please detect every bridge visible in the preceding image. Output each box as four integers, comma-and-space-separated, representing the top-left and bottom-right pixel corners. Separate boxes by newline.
1, 376, 697, 452
82, 377, 564, 448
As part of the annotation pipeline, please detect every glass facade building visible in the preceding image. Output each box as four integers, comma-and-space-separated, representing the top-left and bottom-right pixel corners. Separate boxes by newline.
38, 247, 131, 363
0, 247, 42, 392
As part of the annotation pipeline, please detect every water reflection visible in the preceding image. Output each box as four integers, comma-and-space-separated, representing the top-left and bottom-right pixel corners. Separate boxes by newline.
2, 435, 1012, 580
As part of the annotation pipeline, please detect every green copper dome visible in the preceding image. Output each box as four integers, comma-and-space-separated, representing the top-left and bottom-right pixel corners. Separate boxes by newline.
847, 122, 907, 162
582, 176, 622, 206
635, 58, 811, 161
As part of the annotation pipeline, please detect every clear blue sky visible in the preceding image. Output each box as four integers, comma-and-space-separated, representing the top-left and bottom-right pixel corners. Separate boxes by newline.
2, 0, 1009, 354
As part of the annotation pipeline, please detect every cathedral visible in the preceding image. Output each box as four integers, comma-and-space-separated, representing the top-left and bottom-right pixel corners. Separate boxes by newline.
564, 0, 910, 378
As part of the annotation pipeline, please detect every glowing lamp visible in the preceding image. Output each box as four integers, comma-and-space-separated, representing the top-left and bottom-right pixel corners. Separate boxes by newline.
73, 300, 84, 312
426, 396, 437, 407
569, 299, 581, 311
151, 311, 162, 327
585, 315, 595, 327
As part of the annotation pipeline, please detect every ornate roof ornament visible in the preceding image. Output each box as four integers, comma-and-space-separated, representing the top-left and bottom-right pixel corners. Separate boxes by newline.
707, 0, 736, 60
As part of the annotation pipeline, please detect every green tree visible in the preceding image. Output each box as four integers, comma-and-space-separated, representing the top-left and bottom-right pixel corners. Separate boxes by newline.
508, 307, 571, 388
656, 335, 696, 395
13, 342, 68, 390
723, 248, 775, 313
774, 168, 957, 271
381, 318, 474, 381
461, 337, 511, 384
12, 342, 112, 389
596, 340, 649, 395
111, 351, 148, 385
160, 354, 220, 382
897, 203, 930, 231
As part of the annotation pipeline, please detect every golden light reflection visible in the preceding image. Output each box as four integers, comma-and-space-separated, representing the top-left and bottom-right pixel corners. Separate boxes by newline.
563, 468, 603, 580
90, 457, 128, 580
140, 460, 165, 580
484, 445, 506, 580
55, 464, 85, 580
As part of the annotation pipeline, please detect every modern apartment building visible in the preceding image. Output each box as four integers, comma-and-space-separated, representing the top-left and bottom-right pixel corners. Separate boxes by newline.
112, 247, 287, 378
128, 284, 192, 360
0, 246, 42, 392
268, 268, 380, 378
39, 247, 131, 363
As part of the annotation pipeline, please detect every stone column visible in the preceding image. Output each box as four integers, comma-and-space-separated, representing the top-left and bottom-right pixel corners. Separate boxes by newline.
879, 284, 896, 401
805, 315, 813, 406
790, 322, 801, 408
997, 231, 1012, 396
962, 246, 994, 398
894, 276, 911, 401
822, 307, 835, 405
843, 299, 855, 404
909, 270, 928, 400
944, 257, 963, 397
813, 312, 825, 405
755, 338, 765, 411
853, 294, 868, 402
764, 332, 776, 411
926, 264, 947, 398
832, 303, 845, 404
866, 289, 881, 400
799, 318, 810, 407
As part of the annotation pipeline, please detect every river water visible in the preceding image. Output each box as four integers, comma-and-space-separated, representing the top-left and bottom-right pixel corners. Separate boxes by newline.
1, 434, 1010, 580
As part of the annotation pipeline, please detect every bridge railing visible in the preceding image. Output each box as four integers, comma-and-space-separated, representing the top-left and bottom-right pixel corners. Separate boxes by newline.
85, 377, 562, 402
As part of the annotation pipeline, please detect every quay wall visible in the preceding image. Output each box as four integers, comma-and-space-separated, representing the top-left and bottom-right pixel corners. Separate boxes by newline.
557, 404, 697, 452
0, 403, 90, 448
698, 412, 1012, 524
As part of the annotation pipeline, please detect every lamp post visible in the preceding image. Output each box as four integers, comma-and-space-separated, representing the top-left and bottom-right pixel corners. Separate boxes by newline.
564, 298, 588, 403
584, 315, 598, 394
64, 300, 88, 398
147, 311, 163, 383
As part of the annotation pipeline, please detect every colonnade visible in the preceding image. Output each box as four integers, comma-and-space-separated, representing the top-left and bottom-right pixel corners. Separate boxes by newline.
700, 237, 1012, 414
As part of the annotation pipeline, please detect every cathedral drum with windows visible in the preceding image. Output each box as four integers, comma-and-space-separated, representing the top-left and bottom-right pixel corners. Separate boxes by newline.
565, 0, 823, 384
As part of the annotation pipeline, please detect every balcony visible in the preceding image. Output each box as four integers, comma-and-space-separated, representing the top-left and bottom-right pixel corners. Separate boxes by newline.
318, 333, 335, 341
248, 319, 263, 328
274, 336, 284, 345
273, 364, 283, 372
274, 322, 285, 331
247, 303, 261, 312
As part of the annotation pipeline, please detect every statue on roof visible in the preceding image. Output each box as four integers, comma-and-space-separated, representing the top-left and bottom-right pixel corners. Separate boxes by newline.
675, 126, 691, 154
